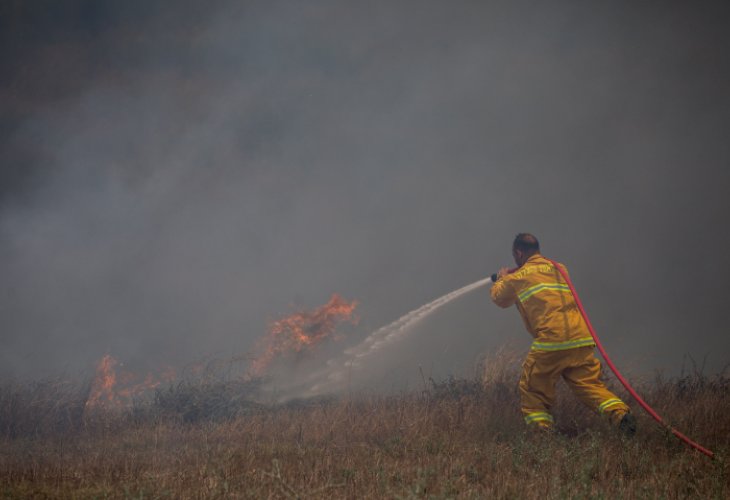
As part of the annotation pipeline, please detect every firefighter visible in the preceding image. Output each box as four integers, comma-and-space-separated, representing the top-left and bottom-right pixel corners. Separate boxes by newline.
491, 233, 636, 435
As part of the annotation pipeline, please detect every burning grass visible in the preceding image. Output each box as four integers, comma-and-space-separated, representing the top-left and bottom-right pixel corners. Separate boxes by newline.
248, 294, 358, 378
0, 352, 728, 498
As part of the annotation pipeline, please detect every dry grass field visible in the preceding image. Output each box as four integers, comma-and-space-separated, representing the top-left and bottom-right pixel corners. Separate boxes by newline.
1, 352, 728, 499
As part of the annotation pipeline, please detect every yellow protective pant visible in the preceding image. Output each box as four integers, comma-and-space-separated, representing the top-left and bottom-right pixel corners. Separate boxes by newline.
519, 346, 630, 427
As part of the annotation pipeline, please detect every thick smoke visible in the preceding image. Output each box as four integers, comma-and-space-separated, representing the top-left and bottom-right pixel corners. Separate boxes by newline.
1, 1, 729, 385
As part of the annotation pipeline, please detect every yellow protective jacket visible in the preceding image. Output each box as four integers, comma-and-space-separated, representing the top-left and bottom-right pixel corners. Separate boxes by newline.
490, 253, 595, 351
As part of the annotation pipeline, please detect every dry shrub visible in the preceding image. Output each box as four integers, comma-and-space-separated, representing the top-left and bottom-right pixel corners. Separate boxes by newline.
0, 378, 88, 438
152, 378, 263, 423
479, 345, 523, 388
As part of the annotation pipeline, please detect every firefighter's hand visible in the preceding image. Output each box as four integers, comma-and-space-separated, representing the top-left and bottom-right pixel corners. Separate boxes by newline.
497, 267, 510, 279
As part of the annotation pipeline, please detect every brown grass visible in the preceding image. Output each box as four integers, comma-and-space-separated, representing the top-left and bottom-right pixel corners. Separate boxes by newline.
0, 352, 728, 499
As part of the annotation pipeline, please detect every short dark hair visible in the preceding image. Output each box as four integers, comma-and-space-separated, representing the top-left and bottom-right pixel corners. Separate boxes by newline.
513, 233, 540, 254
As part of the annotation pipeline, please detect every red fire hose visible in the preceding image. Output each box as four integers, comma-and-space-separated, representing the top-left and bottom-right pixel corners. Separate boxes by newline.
544, 258, 714, 459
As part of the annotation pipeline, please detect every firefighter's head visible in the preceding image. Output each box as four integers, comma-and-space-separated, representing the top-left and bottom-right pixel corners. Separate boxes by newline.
512, 233, 540, 266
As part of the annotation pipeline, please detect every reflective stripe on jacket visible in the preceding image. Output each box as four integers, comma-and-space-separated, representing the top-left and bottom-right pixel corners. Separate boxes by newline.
490, 254, 595, 351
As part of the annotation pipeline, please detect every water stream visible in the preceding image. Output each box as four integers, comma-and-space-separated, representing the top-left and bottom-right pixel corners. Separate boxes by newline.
300, 276, 493, 397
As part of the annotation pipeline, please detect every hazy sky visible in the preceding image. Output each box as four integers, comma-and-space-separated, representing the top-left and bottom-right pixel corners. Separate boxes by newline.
1, 1, 729, 385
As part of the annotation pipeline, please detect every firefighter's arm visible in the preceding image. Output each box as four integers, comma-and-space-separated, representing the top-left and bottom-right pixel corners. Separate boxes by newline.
490, 274, 517, 308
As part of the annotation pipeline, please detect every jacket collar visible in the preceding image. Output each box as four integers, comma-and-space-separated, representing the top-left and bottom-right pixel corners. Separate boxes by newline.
522, 253, 544, 267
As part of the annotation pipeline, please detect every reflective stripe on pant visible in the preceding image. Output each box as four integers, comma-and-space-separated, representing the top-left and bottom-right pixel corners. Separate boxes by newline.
524, 411, 554, 426
519, 345, 630, 426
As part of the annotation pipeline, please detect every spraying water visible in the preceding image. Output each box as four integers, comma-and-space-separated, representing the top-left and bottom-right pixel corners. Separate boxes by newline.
344, 277, 492, 366
295, 276, 492, 397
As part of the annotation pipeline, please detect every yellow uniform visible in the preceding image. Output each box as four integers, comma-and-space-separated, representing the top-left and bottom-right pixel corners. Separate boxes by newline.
491, 253, 629, 427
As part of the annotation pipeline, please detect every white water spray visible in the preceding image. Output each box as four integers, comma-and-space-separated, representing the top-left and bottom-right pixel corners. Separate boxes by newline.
299, 276, 492, 397
345, 277, 493, 366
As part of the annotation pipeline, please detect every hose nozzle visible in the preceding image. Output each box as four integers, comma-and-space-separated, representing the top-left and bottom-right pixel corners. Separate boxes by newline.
491, 267, 518, 282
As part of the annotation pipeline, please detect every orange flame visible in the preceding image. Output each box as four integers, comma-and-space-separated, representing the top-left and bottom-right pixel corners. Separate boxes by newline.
85, 355, 176, 411
249, 294, 358, 377
85, 354, 119, 409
